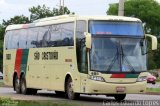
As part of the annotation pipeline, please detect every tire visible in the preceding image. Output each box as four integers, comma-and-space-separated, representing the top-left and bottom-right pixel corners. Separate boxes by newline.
66, 78, 80, 100
30, 89, 37, 95
55, 91, 65, 96
152, 82, 156, 84
20, 75, 37, 95
14, 75, 21, 94
114, 94, 126, 101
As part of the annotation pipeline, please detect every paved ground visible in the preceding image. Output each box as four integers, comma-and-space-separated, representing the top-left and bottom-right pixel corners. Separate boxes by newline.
0, 87, 160, 106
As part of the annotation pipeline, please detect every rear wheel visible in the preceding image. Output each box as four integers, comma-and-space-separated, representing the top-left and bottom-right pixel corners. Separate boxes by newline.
20, 75, 37, 95
114, 94, 126, 101
55, 91, 65, 96
14, 75, 21, 94
66, 78, 80, 100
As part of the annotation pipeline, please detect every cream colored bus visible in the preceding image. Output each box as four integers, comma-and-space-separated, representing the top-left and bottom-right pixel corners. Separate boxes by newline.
3, 15, 157, 101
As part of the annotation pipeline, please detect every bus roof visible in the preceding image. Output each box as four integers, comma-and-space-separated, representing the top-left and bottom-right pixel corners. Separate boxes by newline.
6, 15, 142, 31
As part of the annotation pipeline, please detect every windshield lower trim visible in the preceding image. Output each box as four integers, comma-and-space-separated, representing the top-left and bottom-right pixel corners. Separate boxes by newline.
90, 70, 146, 74
92, 35, 145, 39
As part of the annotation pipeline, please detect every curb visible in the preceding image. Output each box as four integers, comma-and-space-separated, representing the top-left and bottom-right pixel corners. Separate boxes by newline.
145, 92, 160, 95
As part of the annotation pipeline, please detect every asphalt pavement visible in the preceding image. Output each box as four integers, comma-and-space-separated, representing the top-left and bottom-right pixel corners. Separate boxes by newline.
0, 87, 160, 106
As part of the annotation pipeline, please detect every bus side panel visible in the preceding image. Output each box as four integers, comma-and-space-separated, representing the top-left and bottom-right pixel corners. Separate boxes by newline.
3, 50, 16, 86
50, 47, 80, 92
25, 48, 45, 89
25, 47, 81, 92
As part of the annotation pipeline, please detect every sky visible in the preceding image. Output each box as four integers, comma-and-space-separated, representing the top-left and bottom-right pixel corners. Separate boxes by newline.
0, 0, 119, 23
0, 0, 160, 23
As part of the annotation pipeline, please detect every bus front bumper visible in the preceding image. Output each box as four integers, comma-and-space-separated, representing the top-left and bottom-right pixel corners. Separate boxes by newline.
85, 80, 146, 94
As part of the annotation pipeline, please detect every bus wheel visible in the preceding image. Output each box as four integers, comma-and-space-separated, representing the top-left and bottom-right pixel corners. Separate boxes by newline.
114, 94, 126, 101
27, 88, 37, 95
14, 75, 21, 94
20, 75, 37, 95
20, 75, 27, 94
66, 78, 79, 100
55, 91, 65, 96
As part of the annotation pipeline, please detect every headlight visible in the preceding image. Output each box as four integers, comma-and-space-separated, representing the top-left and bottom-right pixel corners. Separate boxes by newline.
89, 75, 105, 82
136, 76, 147, 82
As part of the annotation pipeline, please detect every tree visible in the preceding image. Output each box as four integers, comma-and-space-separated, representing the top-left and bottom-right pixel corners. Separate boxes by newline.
0, 25, 5, 40
2, 15, 30, 28
107, 0, 160, 36
0, 25, 4, 71
107, 0, 160, 69
29, 5, 74, 22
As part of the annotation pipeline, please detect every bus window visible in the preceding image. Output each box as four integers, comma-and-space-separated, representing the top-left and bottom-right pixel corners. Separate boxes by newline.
19, 29, 27, 49
76, 20, 87, 73
61, 22, 74, 46
50, 22, 74, 47
27, 28, 38, 48
38, 26, 50, 47
5, 31, 12, 50
76, 21, 86, 39
10, 30, 19, 49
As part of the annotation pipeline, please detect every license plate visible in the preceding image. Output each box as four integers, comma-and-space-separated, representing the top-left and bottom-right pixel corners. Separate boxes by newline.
116, 86, 125, 92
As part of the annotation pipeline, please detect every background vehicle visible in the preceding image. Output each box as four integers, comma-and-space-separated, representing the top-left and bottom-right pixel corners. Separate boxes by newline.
147, 73, 156, 84
3, 15, 157, 101
0, 72, 3, 79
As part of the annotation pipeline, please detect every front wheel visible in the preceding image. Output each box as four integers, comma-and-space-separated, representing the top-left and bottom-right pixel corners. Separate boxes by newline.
114, 94, 126, 101
66, 78, 80, 100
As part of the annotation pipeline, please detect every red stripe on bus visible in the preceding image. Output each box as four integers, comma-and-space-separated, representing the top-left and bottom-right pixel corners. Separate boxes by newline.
111, 74, 126, 78
14, 49, 23, 79
22, 24, 28, 28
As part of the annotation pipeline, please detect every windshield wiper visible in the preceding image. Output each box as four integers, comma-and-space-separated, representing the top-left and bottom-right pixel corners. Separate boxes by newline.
107, 45, 119, 72
106, 44, 136, 73
120, 45, 136, 73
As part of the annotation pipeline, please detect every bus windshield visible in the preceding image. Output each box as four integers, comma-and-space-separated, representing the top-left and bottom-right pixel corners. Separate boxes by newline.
89, 21, 144, 36
89, 21, 146, 73
90, 37, 147, 73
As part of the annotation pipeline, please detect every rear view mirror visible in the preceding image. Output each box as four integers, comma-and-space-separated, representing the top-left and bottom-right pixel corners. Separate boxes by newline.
84, 32, 92, 49
145, 34, 157, 50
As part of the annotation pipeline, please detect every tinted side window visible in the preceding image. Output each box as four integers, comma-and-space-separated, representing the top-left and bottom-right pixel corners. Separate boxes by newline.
49, 22, 74, 47
76, 20, 86, 39
27, 28, 38, 48
19, 29, 27, 49
76, 20, 88, 73
38, 26, 50, 47
10, 30, 19, 49
5, 31, 12, 50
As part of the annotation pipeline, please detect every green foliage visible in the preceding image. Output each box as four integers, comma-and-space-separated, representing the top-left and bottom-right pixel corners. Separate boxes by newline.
2, 15, 30, 28
107, 0, 160, 69
29, 5, 74, 22
147, 88, 160, 92
0, 80, 4, 87
0, 98, 78, 106
0, 25, 5, 40
107, 0, 160, 35
0, 98, 18, 106
156, 77, 160, 82
0, 40, 3, 71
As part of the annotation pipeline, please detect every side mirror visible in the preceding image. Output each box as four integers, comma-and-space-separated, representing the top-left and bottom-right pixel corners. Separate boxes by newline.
84, 32, 92, 49
145, 34, 157, 50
